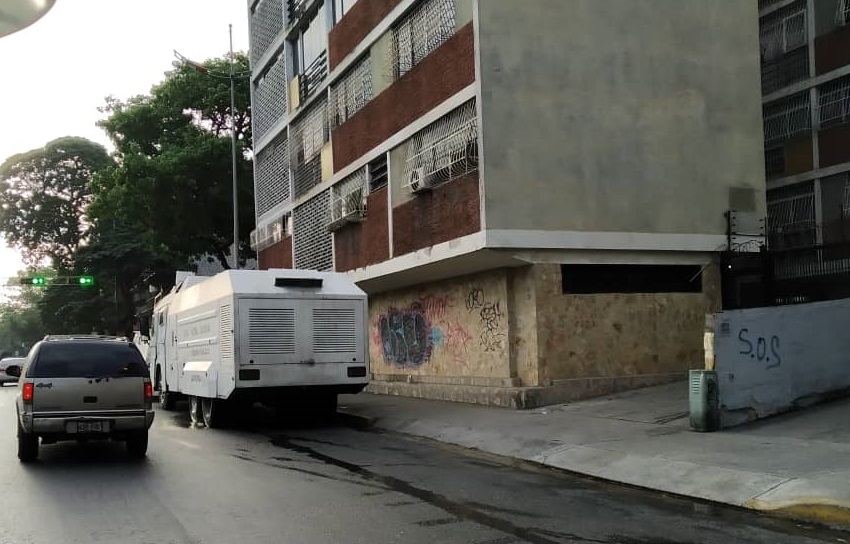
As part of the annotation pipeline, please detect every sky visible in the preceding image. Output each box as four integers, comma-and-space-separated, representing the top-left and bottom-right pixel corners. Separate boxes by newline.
0, 0, 250, 283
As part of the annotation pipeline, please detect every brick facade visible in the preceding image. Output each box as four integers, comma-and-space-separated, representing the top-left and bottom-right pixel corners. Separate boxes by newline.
257, 237, 293, 270
329, 0, 403, 70
392, 172, 480, 257
333, 187, 391, 271
331, 23, 476, 171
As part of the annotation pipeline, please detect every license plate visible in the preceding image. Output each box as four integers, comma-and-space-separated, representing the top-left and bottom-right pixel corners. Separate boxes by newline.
74, 421, 109, 433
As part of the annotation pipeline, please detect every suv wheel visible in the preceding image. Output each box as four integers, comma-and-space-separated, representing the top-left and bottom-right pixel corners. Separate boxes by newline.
126, 431, 148, 458
17, 421, 38, 463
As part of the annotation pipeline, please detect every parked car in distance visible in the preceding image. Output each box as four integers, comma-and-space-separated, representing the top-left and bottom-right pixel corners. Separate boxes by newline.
0, 357, 25, 385
5, 335, 154, 462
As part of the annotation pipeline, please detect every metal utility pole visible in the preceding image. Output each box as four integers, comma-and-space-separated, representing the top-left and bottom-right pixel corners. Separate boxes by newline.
174, 24, 248, 270
229, 24, 239, 270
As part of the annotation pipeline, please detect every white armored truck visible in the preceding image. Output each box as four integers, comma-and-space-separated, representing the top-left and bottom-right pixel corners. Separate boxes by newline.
138, 269, 369, 427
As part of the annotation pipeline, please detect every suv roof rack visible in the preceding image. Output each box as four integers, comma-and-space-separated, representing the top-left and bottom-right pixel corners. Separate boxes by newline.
43, 334, 129, 342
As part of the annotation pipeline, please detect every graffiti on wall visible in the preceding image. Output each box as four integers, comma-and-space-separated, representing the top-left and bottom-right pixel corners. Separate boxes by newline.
372, 285, 507, 368
376, 303, 435, 368
466, 287, 506, 352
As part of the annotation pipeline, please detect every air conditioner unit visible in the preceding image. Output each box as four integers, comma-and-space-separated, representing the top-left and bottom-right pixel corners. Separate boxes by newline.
689, 369, 720, 432
407, 167, 427, 193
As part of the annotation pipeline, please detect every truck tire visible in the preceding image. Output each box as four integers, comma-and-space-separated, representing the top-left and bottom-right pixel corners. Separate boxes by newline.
189, 396, 202, 424
17, 421, 38, 463
126, 431, 148, 458
202, 398, 225, 429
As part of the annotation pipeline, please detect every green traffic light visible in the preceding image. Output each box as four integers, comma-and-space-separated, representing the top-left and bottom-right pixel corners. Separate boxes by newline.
79, 276, 94, 286
30, 277, 46, 286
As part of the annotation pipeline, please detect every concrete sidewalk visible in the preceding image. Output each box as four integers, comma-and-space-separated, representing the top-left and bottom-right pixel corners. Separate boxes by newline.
338, 382, 850, 529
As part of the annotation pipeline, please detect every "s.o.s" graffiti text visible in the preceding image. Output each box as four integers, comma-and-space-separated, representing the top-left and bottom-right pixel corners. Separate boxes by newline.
738, 328, 781, 369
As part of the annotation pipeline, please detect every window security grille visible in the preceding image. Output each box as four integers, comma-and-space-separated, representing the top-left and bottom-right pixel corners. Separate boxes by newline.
293, 190, 333, 271
767, 183, 816, 249
328, 167, 368, 231
819, 75, 850, 129
403, 99, 478, 193
763, 93, 811, 145
291, 99, 329, 199
758, 0, 787, 12
764, 147, 785, 179
759, 2, 806, 61
250, 214, 291, 252
838, 0, 850, 26
390, 0, 457, 79
252, 52, 288, 140
288, 0, 310, 25
250, 0, 284, 66
254, 134, 290, 220
843, 174, 850, 218
329, 55, 373, 128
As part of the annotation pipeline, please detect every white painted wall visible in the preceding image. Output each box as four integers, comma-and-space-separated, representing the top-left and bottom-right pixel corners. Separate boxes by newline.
714, 298, 850, 428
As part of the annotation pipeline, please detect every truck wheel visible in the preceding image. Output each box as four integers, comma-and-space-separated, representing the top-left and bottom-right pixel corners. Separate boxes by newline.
126, 431, 148, 458
189, 396, 201, 424
202, 398, 225, 429
17, 421, 38, 463
160, 386, 175, 411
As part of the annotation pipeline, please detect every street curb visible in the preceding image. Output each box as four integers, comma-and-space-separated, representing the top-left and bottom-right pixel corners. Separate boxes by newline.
335, 409, 850, 532
745, 501, 850, 531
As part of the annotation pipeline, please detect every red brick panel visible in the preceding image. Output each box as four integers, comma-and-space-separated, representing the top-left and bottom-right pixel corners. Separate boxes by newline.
258, 237, 293, 270
332, 23, 475, 171
815, 25, 850, 76
333, 187, 391, 271
818, 123, 850, 168
329, 0, 403, 70
392, 172, 480, 257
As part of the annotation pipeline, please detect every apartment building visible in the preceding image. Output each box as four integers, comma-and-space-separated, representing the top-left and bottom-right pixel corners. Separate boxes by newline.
247, 0, 766, 407
761, 0, 850, 247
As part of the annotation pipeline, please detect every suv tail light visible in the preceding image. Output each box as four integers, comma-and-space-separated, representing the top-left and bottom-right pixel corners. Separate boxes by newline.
144, 382, 153, 401
22, 382, 34, 403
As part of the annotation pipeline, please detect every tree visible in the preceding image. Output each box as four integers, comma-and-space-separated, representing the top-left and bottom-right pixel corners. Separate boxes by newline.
0, 137, 111, 270
94, 52, 254, 269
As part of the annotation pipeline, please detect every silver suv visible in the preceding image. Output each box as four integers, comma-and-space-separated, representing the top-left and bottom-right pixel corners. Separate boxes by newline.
5, 336, 155, 462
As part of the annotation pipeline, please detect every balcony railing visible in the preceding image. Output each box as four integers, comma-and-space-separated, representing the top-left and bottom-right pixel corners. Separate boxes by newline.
288, 0, 310, 24
300, 50, 328, 103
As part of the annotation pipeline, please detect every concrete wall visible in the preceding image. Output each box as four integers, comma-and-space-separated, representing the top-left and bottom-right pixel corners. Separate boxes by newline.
714, 298, 850, 427
368, 269, 513, 385
536, 263, 720, 387
475, 0, 765, 235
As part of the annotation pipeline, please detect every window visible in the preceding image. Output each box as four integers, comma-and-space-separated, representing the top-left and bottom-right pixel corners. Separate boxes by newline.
764, 147, 785, 179
29, 343, 147, 379
291, 6, 328, 100
818, 75, 850, 129
369, 154, 388, 192
333, 0, 358, 24
391, 0, 457, 79
838, 0, 850, 26
759, 2, 806, 61
560, 265, 703, 295
329, 55, 373, 128
403, 99, 478, 192
767, 182, 816, 249
763, 92, 811, 146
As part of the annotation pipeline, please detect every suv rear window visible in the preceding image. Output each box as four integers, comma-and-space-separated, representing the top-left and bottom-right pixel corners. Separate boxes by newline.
28, 342, 147, 379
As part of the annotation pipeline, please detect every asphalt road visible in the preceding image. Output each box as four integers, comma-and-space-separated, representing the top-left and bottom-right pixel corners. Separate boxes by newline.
0, 385, 847, 544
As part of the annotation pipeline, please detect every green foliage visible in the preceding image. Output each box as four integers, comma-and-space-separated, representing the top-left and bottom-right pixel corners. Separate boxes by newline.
0, 52, 254, 338
95, 51, 254, 269
0, 137, 110, 269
